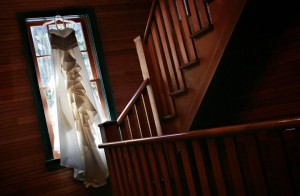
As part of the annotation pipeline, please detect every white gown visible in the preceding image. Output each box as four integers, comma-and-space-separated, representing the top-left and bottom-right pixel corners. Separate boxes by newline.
48, 27, 108, 187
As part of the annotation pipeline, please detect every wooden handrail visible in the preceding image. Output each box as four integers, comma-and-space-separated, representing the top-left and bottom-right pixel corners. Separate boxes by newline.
117, 78, 150, 123
143, 0, 158, 41
100, 77, 161, 142
99, 116, 300, 148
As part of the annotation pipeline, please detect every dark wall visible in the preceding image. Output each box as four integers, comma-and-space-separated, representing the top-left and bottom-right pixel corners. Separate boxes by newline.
0, 0, 151, 195
192, 0, 300, 129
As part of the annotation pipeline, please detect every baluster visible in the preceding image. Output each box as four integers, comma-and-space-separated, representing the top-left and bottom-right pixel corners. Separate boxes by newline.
154, 143, 173, 196
165, 142, 184, 196
148, 34, 175, 118
129, 146, 148, 195
187, 0, 201, 33
116, 147, 132, 195
257, 131, 294, 195
198, 0, 212, 27
150, 23, 176, 118
134, 36, 164, 134
282, 128, 300, 195
135, 95, 151, 137
111, 148, 127, 195
168, 0, 189, 65
137, 145, 155, 195
151, 21, 173, 92
206, 138, 227, 196
159, 0, 185, 91
134, 104, 143, 138
223, 137, 246, 196
176, 141, 197, 195
175, 0, 198, 62
191, 140, 211, 196
141, 92, 158, 136
155, 5, 179, 93
119, 119, 132, 140
128, 110, 142, 139
190, 0, 213, 38
236, 135, 268, 196
123, 146, 139, 196
145, 144, 164, 195
105, 148, 120, 196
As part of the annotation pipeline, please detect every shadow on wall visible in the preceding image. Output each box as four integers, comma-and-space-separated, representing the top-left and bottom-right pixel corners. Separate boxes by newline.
191, 0, 300, 129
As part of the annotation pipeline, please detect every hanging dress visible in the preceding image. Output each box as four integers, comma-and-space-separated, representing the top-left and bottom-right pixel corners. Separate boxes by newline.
48, 27, 108, 187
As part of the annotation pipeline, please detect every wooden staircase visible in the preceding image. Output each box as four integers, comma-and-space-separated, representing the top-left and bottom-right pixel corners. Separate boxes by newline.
134, 0, 246, 133
98, 0, 300, 195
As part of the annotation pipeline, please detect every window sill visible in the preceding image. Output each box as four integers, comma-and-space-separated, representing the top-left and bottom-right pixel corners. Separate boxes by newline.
46, 158, 64, 171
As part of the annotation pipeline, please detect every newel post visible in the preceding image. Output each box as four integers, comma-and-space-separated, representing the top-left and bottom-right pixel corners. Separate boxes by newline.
134, 35, 162, 136
99, 121, 121, 143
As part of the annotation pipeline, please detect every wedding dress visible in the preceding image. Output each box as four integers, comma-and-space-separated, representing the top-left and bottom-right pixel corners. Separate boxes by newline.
48, 27, 108, 187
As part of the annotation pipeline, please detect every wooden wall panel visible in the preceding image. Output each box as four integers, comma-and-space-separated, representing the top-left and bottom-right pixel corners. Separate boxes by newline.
94, 3, 153, 115
238, 19, 300, 122
0, 0, 151, 195
192, 0, 300, 129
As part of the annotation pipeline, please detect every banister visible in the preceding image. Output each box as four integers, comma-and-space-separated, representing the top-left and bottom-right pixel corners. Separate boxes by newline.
99, 116, 300, 148
117, 78, 150, 124
143, 0, 158, 41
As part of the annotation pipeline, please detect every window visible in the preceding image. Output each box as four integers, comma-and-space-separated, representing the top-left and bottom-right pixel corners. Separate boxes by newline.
18, 9, 117, 169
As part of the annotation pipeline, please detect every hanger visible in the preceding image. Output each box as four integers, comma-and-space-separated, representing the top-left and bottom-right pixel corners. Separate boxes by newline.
42, 15, 75, 30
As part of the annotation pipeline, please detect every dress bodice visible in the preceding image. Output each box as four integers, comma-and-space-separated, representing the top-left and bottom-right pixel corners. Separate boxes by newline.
48, 28, 78, 51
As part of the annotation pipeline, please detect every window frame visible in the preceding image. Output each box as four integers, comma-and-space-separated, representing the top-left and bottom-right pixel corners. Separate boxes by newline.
17, 8, 117, 171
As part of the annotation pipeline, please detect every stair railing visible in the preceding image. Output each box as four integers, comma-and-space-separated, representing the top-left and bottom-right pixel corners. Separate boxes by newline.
99, 78, 161, 143
99, 117, 300, 196
135, 0, 215, 120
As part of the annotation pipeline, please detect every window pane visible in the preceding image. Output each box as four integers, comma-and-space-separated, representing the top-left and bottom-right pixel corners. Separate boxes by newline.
67, 23, 87, 51
31, 26, 51, 56
44, 89, 60, 154
48, 24, 64, 30
45, 88, 55, 107
37, 56, 52, 87
81, 52, 93, 80
91, 81, 107, 122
